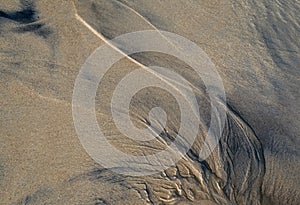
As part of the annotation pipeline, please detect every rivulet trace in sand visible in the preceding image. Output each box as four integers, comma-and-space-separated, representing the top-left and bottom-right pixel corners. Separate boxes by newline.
0, 0, 299, 204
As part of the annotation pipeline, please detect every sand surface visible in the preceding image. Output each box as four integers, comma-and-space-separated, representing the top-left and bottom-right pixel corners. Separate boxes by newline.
0, 0, 299, 204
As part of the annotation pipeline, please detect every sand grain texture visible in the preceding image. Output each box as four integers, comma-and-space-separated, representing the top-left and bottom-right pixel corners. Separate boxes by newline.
0, 0, 299, 204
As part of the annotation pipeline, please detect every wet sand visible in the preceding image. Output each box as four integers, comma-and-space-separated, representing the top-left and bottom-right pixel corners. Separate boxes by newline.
0, 0, 299, 204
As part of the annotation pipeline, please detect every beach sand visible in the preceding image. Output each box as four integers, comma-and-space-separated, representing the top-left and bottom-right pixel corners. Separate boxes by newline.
0, 0, 299, 204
